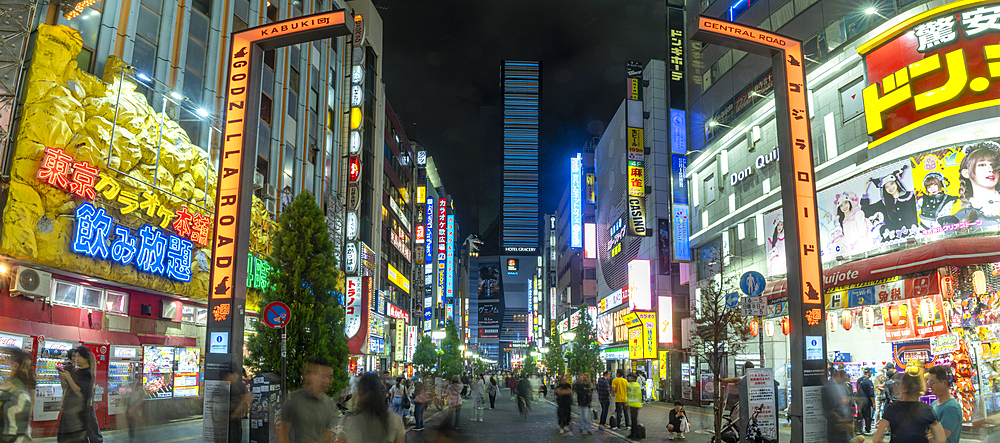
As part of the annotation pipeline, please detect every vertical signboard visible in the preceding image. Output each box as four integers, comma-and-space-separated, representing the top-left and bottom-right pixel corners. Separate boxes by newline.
667, 7, 691, 263
658, 296, 674, 344
693, 16, 825, 443
571, 154, 583, 248
437, 198, 447, 308
206, 10, 351, 439
671, 155, 691, 262
628, 259, 651, 311
625, 61, 649, 237
446, 214, 455, 316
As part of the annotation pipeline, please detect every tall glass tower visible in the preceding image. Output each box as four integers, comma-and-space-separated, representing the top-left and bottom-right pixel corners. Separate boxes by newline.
500, 60, 541, 254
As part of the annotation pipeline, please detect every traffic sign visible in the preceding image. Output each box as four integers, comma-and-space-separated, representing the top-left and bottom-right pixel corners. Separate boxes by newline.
741, 296, 767, 317
740, 271, 766, 296
262, 302, 291, 329
725, 292, 740, 308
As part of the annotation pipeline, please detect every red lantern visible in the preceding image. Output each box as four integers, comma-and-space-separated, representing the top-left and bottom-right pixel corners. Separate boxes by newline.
781, 318, 790, 335
750, 319, 758, 337
842, 310, 853, 330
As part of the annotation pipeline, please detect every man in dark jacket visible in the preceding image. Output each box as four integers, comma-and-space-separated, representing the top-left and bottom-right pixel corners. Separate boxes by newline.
596, 371, 612, 427
855, 367, 876, 435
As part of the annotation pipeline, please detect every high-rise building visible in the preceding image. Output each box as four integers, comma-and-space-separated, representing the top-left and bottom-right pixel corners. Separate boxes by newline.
500, 60, 541, 255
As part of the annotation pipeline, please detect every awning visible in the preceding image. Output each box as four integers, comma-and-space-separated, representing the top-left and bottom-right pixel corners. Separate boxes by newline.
765, 236, 1000, 301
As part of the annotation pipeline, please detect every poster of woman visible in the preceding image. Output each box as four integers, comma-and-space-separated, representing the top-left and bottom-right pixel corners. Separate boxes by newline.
911, 146, 964, 230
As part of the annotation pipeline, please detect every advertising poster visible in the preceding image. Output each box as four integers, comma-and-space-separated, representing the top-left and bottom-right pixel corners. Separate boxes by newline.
628, 327, 643, 360
701, 372, 715, 402
818, 159, 916, 260
173, 347, 200, 397
637, 312, 657, 359
657, 219, 670, 275
763, 209, 786, 277
745, 368, 778, 440
478, 265, 502, 336
913, 295, 948, 339
143, 346, 175, 398
882, 299, 916, 342
892, 340, 932, 372
597, 313, 613, 345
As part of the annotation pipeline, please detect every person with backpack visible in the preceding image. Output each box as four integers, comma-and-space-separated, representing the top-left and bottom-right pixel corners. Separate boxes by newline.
445, 375, 464, 429
555, 376, 574, 434
626, 373, 644, 439
574, 373, 595, 435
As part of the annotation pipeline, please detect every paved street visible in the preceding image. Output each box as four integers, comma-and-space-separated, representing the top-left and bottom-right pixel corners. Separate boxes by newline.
32, 394, 993, 442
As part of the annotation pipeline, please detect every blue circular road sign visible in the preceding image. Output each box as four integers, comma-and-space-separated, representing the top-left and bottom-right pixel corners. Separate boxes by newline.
740, 271, 767, 296
263, 301, 291, 329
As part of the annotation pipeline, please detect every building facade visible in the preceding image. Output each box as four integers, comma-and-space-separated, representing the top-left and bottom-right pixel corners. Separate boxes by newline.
684, 0, 1000, 421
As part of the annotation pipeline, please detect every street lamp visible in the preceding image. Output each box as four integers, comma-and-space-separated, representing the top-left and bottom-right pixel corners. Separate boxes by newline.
432, 330, 446, 340
562, 331, 577, 341
540, 347, 550, 354
459, 345, 467, 351
864, 6, 888, 18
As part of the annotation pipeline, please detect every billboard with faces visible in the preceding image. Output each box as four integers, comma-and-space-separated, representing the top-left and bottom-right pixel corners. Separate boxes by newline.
765, 140, 1000, 277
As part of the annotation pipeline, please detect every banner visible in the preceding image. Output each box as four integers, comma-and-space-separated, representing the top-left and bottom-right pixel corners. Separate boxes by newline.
882, 299, 916, 342
628, 326, 643, 360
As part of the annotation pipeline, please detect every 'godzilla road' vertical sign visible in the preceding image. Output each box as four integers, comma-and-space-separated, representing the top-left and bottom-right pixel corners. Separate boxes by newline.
693, 17, 826, 443
204, 10, 350, 442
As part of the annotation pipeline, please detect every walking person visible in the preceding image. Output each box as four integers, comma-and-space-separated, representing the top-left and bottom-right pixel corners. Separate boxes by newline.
874, 368, 945, 443
555, 376, 573, 434
389, 377, 407, 417
856, 367, 876, 435
574, 373, 595, 435
596, 371, 611, 428
612, 369, 630, 430
337, 372, 406, 443
445, 375, 464, 429
56, 346, 97, 443
667, 401, 687, 440
874, 365, 888, 422
0, 347, 34, 443
626, 373, 643, 439
471, 374, 486, 422
927, 365, 962, 443
822, 368, 858, 443
508, 375, 517, 400
488, 375, 498, 409
636, 371, 647, 403
411, 381, 429, 432
278, 358, 336, 443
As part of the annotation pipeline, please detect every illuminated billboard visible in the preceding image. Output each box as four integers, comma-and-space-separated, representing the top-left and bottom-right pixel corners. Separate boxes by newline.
628, 259, 651, 311
859, 0, 1000, 148
658, 296, 673, 344
446, 215, 455, 301
571, 154, 583, 248
584, 222, 597, 259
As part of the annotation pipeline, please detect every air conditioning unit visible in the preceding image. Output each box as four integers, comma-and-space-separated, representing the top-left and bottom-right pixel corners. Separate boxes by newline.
253, 171, 265, 190
265, 199, 276, 217
9, 267, 52, 299
264, 184, 277, 201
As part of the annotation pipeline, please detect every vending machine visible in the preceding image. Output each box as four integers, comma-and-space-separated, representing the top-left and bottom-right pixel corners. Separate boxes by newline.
86, 343, 110, 429
106, 345, 142, 427
0, 332, 34, 380
34, 340, 79, 422
173, 347, 201, 397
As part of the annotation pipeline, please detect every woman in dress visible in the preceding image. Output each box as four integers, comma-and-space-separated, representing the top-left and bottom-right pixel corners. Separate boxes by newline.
832, 192, 874, 256
767, 219, 786, 274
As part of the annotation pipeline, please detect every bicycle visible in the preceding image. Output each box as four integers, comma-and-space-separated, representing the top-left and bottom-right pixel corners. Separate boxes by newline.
745, 404, 777, 443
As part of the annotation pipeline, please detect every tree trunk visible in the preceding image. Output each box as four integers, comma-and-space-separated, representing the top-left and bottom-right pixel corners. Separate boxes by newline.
714, 378, 723, 442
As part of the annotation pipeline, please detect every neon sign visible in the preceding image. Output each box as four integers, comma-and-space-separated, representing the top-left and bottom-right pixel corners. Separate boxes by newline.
570, 154, 582, 248
73, 202, 192, 282
37, 147, 97, 199
446, 214, 454, 300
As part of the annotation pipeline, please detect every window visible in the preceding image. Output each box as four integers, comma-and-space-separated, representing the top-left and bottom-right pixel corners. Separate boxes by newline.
703, 174, 717, 205
584, 269, 597, 280
182, 305, 197, 322
80, 287, 104, 309
196, 307, 208, 324
58, 0, 104, 73
53, 281, 78, 305
106, 291, 128, 314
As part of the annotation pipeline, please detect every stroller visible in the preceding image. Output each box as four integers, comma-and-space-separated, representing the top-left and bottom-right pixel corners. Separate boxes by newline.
711, 402, 741, 443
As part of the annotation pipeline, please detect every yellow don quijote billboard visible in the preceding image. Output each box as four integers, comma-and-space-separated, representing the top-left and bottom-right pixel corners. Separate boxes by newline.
3, 25, 271, 300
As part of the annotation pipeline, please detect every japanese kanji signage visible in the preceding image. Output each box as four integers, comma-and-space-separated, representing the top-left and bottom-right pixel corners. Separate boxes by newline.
693, 16, 825, 443
625, 62, 649, 237
859, 0, 1000, 148
205, 11, 350, 439
36, 147, 198, 283
667, 6, 686, 110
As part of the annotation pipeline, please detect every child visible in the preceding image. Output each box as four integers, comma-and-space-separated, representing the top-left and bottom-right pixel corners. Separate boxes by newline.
959, 142, 1000, 227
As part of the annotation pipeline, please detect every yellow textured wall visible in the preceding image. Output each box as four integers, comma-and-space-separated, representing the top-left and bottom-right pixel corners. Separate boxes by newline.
3, 25, 273, 300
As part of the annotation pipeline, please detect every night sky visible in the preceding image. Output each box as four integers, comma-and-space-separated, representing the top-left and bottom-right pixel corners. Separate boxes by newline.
377, 0, 667, 236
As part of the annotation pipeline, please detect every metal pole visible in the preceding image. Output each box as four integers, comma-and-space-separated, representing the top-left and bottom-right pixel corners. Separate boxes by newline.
281, 327, 287, 401
759, 316, 765, 367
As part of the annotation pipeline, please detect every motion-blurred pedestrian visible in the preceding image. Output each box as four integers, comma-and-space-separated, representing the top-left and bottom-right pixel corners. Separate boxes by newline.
338, 372, 405, 443
278, 358, 335, 443
0, 347, 34, 443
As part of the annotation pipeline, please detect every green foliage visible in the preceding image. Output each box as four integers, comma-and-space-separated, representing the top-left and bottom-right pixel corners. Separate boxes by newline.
245, 191, 348, 395
413, 335, 438, 374
438, 320, 463, 377
543, 332, 565, 377
565, 303, 604, 378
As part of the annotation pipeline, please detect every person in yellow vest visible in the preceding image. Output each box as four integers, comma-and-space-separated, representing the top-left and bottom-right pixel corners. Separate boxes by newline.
626, 373, 644, 439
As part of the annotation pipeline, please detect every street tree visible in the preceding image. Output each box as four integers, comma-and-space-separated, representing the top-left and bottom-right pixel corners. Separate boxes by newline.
565, 303, 604, 378
438, 319, 463, 377
413, 335, 438, 377
543, 331, 565, 378
689, 251, 755, 439
245, 191, 348, 394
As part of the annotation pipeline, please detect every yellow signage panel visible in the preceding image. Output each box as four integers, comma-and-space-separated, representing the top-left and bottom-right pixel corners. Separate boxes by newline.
628, 327, 643, 360
638, 312, 657, 359
627, 128, 644, 155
